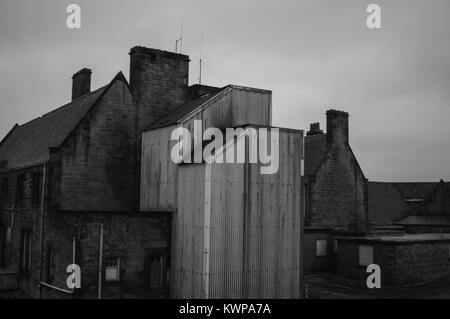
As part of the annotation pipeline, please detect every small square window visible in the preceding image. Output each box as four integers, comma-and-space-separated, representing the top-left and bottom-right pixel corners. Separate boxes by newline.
316, 239, 328, 257
105, 257, 120, 282
359, 245, 373, 266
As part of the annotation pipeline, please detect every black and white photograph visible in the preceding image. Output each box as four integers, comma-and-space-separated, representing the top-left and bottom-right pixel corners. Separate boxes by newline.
0, 0, 450, 307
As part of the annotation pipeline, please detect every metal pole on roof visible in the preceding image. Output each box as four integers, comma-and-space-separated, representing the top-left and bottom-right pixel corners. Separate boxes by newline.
199, 59, 202, 85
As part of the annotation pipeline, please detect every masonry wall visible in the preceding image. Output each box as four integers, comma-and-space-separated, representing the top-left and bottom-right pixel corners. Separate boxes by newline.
306, 142, 368, 233
40, 211, 171, 299
337, 239, 450, 287
304, 230, 335, 273
49, 78, 140, 212
129, 47, 189, 124
0, 166, 45, 297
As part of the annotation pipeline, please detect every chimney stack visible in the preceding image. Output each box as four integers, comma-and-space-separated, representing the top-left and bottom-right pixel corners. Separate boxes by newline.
326, 109, 349, 145
129, 46, 189, 124
306, 122, 324, 136
72, 68, 92, 100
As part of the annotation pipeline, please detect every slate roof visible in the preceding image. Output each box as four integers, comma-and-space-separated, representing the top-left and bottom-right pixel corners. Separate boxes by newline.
0, 72, 125, 172
368, 182, 411, 225
392, 182, 438, 200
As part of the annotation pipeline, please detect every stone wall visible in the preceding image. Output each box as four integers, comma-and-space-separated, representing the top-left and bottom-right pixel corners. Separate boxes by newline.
336, 237, 450, 287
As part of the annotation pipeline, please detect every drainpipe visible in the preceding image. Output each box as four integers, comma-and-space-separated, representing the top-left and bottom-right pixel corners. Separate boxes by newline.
72, 235, 76, 266
98, 224, 103, 299
38, 164, 47, 299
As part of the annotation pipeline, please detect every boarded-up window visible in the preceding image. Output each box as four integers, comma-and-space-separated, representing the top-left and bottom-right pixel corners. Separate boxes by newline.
359, 245, 373, 266
316, 239, 328, 257
150, 255, 163, 288
105, 257, 120, 282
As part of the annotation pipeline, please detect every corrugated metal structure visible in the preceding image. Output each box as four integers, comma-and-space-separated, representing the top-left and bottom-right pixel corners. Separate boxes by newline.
140, 85, 272, 213
172, 128, 303, 298
140, 84, 304, 299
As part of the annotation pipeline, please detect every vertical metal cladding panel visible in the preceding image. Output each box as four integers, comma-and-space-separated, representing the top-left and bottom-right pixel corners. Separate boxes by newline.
140, 125, 178, 212
207, 129, 302, 299
243, 129, 302, 298
173, 164, 206, 298
209, 163, 245, 298
173, 128, 303, 299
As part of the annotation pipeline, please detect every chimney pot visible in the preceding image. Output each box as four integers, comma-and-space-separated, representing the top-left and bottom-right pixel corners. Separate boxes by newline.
306, 122, 323, 136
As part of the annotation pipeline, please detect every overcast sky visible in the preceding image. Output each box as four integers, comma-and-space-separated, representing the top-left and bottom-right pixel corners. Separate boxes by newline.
0, 0, 449, 181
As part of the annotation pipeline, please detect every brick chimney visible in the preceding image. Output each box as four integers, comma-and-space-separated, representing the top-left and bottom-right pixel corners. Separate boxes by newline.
72, 68, 92, 100
326, 109, 349, 145
129, 46, 189, 123
306, 122, 324, 136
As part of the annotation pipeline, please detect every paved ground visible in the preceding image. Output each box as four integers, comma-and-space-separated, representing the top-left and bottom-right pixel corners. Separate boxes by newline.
305, 272, 450, 299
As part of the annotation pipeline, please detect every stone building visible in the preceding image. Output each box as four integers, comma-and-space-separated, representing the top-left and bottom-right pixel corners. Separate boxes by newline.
305, 110, 368, 234
0, 46, 304, 298
303, 110, 368, 272
303, 111, 450, 288
0, 47, 191, 298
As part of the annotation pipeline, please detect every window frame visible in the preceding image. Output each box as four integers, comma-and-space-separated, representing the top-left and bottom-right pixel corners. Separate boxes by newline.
104, 256, 121, 282
16, 174, 25, 202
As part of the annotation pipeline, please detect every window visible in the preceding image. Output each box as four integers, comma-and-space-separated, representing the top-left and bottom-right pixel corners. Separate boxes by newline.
1, 177, 7, 201
31, 172, 42, 204
16, 174, 25, 202
150, 255, 164, 288
0, 226, 11, 268
316, 239, 328, 257
0, 226, 4, 267
359, 245, 373, 266
105, 257, 120, 282
46, 244, 54, 282
20, 230, 32, 273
